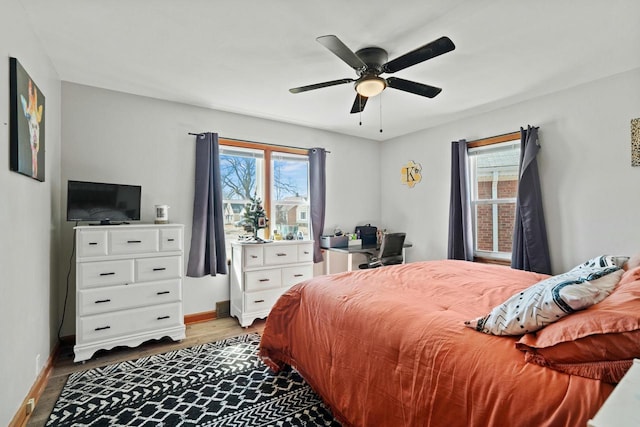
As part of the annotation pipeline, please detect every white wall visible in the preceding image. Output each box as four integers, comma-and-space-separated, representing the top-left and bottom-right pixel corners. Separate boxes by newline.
60, 82, 380, 335
381, 68, 640, 273
0, 0, 61, 424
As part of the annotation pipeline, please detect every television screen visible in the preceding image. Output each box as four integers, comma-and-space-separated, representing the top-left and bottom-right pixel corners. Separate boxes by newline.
67, 180, 141, 224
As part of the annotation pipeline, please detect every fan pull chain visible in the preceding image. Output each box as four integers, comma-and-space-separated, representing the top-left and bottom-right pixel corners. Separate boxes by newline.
359, 95, 363, 126
379, 93, 383, 133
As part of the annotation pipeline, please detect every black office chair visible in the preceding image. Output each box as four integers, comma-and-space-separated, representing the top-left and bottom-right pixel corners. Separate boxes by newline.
358, 232, 406, 269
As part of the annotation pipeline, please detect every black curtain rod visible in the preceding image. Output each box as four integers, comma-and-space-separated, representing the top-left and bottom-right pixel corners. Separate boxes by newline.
188, 133, 330, 153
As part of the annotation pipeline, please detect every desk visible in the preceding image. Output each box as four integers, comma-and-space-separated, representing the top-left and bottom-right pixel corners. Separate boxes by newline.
323, 243, 412, 274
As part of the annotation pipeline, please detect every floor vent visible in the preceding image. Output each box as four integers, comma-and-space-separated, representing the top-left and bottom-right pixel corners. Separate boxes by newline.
216, 300, 230, 318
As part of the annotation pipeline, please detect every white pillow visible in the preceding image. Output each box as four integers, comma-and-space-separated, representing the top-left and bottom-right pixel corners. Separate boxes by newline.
464, 266, 623, 336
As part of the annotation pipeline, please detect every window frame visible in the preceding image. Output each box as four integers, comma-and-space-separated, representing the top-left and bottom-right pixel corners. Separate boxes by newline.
219, 138, 308, 238
467, 131, 520, 265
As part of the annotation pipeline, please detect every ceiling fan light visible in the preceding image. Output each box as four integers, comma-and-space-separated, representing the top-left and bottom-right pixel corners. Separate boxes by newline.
356, 76, 386, 97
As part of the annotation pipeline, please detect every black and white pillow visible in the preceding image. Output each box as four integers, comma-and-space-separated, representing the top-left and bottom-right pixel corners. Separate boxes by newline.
465, 265, 624, 336
570, 255, 629, 271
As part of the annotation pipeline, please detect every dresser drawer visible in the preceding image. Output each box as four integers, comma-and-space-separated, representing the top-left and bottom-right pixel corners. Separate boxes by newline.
78, 279, 182, 316
78, 260, 135, 289
264, 245, 297, 265
245, 269, 281, 292
79, 302, 182, 343
243, 289, 282, 313
160, 228, 183, 252
282, 265, 313, 288
297, 243, 314, 262
136, 256, 182, 282
109, 229, 159, 255
244, 245, 264, 267
77, 230, 108, 258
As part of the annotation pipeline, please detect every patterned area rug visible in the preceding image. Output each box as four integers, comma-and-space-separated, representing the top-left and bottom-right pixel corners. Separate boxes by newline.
47, 334, 340, 426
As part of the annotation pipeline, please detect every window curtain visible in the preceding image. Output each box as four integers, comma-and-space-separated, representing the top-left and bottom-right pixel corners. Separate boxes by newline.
187, 132, 228, 277
511, 126, 551, 274
447, 139, 473, 261
308, 147, 326, 263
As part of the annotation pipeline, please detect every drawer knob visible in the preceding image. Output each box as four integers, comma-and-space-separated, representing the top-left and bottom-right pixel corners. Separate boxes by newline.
304, 251, 310, 254
251, 255, 258, 259
157, 315, 170, 320
95, 299, 111, 304
95, 326, 111, 331
276, 253, 287, 257
254, 299, 265, 303
99, 272, 116, 276
294, 274, 304, 277
88, 242, 98, 246
153, 267, 167, 271
127, 240, 142, 244
259, 278, 270, 282
157, 291, 170, 295
167, 238, 175, 242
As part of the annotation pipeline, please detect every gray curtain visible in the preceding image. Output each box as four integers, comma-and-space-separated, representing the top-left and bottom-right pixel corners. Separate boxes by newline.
447, 140, 473, 261
511, 126, 551, 274
187, 132, 228, 277
308, 148, 326, 263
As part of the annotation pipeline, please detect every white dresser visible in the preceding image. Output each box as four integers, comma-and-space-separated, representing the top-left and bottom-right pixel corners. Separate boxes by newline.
230, 240, 314, 327
73, 224, 186, 362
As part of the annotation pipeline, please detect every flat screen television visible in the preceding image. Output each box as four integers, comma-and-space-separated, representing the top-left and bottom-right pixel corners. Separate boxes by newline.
67, 180, 141, 225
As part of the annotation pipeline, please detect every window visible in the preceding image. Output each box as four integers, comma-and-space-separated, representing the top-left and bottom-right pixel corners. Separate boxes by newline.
219, 139, 309, 245
468, 133, 520, 262
271, 152, 310, 238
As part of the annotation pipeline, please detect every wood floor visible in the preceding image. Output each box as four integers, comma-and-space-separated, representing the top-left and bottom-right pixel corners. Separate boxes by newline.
27, 317, 266, 427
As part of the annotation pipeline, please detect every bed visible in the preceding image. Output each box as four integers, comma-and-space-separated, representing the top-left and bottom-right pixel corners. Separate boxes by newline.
259, 259, 640, 426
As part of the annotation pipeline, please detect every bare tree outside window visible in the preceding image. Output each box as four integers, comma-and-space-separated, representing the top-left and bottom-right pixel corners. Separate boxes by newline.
219, 143, 310, 248
220, 155, 256, 200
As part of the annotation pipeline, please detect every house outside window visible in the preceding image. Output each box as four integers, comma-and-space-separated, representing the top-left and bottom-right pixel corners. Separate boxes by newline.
219, 139, 309, 247
468, 134, 520, 262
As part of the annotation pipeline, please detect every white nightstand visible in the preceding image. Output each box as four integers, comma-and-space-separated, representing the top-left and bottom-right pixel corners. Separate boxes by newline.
588, 359, 640, 427
229, 240, 314, 327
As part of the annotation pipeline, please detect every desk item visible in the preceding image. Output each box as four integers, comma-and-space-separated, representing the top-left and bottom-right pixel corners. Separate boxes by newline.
355, 224, 377, 246
348, 239, 362, 247
359, 232, 406, 269
320, 234, 348, 248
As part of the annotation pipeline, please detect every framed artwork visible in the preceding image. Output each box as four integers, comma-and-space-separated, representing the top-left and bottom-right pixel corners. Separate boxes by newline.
9, 57, 45, 181
632, 118, 640, 167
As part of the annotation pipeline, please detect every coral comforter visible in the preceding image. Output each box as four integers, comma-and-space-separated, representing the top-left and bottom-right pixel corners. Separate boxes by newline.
259, 260, 614, 427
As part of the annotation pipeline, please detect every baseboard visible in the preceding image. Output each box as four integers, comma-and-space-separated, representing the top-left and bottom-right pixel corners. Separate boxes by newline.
184, 310, 217, 324
9, 342, 59, 427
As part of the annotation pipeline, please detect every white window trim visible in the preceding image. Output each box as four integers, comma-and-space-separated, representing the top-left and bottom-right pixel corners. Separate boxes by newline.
467, 135, 520, 261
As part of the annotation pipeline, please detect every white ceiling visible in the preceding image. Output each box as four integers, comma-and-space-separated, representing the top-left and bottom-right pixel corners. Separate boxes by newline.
19, 0, 640, 141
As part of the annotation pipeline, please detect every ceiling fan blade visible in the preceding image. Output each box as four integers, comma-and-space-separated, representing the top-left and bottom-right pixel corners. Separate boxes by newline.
384, 36, 455, 73
386, 77, 442, 98
350, 94, 368, 114
316, 35, 366, 70
289, 78, 354, 94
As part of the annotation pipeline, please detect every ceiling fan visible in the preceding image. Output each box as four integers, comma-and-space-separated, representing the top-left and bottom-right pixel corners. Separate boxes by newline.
289, 35, 456, 114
